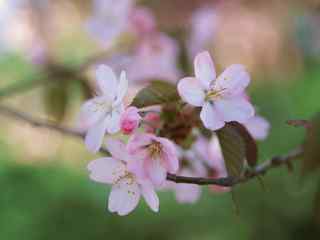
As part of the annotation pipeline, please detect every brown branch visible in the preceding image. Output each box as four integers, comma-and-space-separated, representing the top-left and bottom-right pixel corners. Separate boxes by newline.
0, 105, 303, 187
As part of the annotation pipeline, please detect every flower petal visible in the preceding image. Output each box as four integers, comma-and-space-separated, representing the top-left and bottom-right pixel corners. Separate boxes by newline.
200, 102, 225, 130
77, 97, 106, 129
146, 158, 167, 186
85, 118, 109, 153
157, 137, 179, 173
96, 65, 118, 99
87, 157, 126, 184
243, 115, 270, 140
114, 70, 128, 106
194, 51, 216, 89
177, 77, 205, 106
215, 96, 255, 123
105, 138, 131, 162
106, 108, 123, 134
141, 182, 159, 212
215, 64, 250, 96
108, 178, 141, 216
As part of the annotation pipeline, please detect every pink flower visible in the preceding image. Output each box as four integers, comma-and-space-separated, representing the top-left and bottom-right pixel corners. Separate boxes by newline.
86, 0, 133, 47
78, 65, 128, 153
243, 115, 270, 140
127, 33, 181, 84
143, 112, 161, 133
129, 7, 156, 37
87, 138, 159, 216
127, 133, 179, 186
174, 169, 202, 204
178, 51, 255, 131
120, 107, 141, 134
187, 7, 218, 59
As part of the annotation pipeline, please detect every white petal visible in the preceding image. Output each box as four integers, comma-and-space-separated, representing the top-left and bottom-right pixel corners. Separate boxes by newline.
243, 115, 270, 140
77, 97, 106, 129
85, 118, 109, 153
215, 96, 255, 123
105, 138, 131, 162
200, 102, 225, 131
96, 65, 118, 99
177, 77, 205, 106
194, 51, 216, 89
114, 70, 128, 106
141, 182, 159, 212
108, 178, 141, 216
215, 64, 250, 96
106, 108, 122, 134
87, 157, 126, 184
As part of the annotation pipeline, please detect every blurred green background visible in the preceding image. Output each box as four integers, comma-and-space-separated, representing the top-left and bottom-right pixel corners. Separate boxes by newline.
1, 0, 320, 239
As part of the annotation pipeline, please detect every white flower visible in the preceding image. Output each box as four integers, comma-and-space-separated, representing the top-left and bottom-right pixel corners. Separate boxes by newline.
178, 51, 255, 131
78, 65, 128, 153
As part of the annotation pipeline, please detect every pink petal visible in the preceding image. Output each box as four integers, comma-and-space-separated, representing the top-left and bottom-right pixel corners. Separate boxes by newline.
215, 96, 255, 123
157, 137, 179, 173
215, 64, 250, 97
194, 51, 216, 90
96, 65, 118, 99
146, 158, 167, 186
108, 178, 141, 216
105, 138, 131, 162
127, 133, 153, 155
244, 115, 270, 140
85, 118, 109, 153
140, 182, 159, 212
87, 157, 126, 184
177, 77, 205, 106
200, 102, 225, 130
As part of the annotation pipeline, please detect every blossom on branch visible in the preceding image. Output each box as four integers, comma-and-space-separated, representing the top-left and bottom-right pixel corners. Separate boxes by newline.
178, 51, 255, 131
78, 65, 128, 153
120, 106, 141, 134
88, 138, 159, 216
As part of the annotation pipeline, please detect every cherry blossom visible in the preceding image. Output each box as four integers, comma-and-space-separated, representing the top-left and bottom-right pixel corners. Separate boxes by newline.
127, 133, 179, 186
129, 6, 156, 37
244, 115, 270, 140
178, 51, 255, 131
120, 106, 141, 134
87, 138, 159, 216
78, 65, 128, 153
86, 0, 133, 47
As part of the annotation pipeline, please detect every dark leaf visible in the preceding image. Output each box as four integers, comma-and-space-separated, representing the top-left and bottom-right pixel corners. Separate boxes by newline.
217, 123, 246, 177
131, 81, 179, 108
302, 113, 320, 175
230, 122, 258, 167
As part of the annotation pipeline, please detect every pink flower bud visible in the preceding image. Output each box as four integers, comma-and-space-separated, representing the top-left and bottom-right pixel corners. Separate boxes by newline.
143, 112, 161, 133
120, 107, 141, 135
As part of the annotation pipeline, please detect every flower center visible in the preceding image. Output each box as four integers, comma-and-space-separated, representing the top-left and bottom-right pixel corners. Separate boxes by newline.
148, 141, 163, 159
205, 88, 225, 102
93, 98, 112, 113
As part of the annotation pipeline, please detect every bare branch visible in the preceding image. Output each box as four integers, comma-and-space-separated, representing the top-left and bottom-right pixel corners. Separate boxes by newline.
0, 105, 303, 187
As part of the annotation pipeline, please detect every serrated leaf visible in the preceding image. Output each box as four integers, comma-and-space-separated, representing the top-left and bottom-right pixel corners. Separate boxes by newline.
217, 123, 246, 177
302, 112, 320, 175
131, 81, 179, 108
230, 122, 258, 167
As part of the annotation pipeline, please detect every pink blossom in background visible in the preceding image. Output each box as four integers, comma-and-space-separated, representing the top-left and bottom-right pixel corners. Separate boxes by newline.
78, 65, 128, 153
127, 133, 179, 186
88, 138, 159, 216
120, 106, 141, 134
178, 51, 255, 131
244, 115, 270, 140
129, 7, 156, 37
86, 0, 133, 47
126, 33, 181, 84
187, 7, 218, 59
143, 111, 161, 133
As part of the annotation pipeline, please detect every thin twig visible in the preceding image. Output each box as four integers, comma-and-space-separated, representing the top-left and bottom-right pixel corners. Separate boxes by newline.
0, 105, 303, 187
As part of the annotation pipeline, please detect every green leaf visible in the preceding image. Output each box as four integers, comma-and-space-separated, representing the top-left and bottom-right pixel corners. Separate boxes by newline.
217, 123, 246, 177
302, 112, 320, 175
131, 81, 179, 108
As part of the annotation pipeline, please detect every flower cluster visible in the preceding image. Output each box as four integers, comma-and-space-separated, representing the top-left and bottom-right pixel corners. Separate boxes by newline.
80, 49, 270, 215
